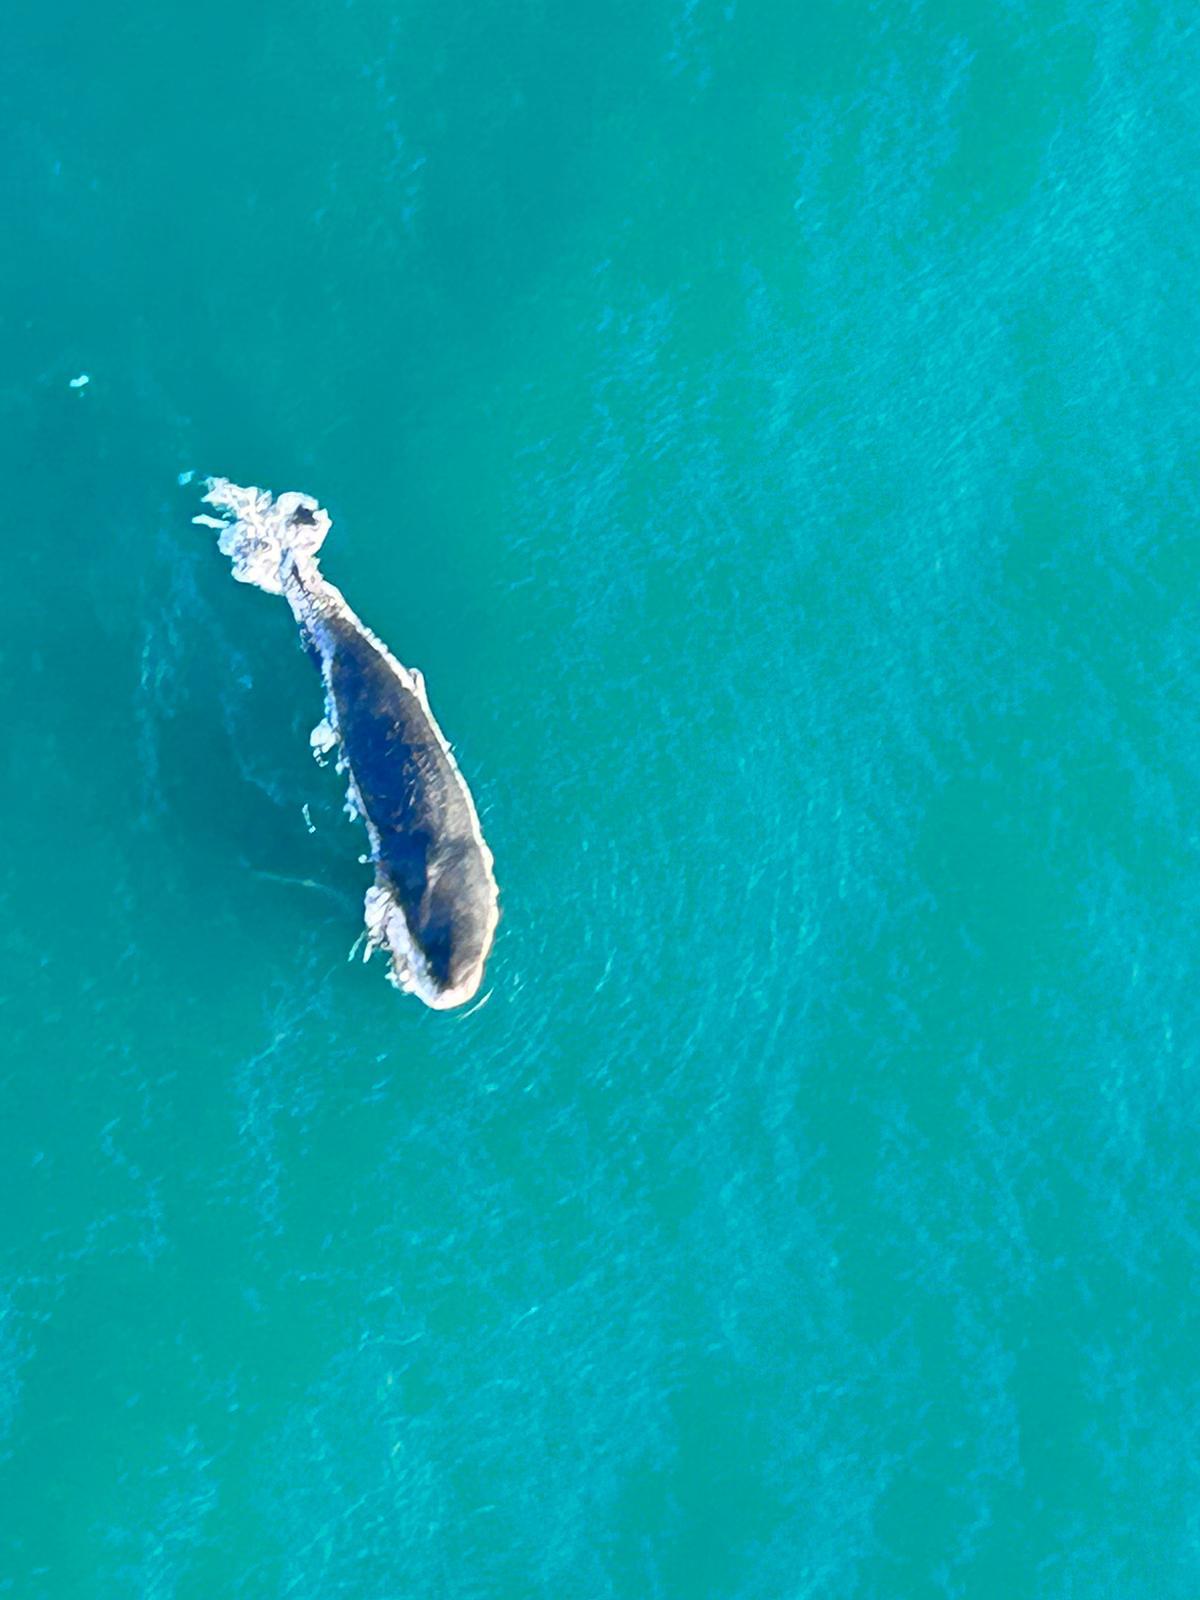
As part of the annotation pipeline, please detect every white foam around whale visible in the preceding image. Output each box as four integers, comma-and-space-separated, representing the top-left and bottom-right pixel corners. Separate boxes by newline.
194, 479, 331, 593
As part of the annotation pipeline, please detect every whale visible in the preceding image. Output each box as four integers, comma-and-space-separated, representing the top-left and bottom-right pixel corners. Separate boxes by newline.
196, 478, 499, 1010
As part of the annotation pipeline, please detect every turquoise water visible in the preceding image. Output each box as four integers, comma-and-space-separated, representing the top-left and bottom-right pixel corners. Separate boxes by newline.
2, 0, 1198, 1593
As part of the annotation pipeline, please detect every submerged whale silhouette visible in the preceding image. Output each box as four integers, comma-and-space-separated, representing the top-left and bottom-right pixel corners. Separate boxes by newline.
196, 479, 499, 1009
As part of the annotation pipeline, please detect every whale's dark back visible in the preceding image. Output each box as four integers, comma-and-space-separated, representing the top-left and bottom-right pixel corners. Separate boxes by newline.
317, 612, 495, 991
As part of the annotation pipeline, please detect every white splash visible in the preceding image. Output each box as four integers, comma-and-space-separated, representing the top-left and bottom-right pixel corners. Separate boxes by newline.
309, 717, 337, 763
194, 477, 330, 595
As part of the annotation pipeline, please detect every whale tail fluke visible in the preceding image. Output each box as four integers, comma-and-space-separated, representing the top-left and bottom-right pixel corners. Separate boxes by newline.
194, 477, 331, 595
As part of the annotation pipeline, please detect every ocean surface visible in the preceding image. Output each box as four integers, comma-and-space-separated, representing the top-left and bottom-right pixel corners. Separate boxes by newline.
2, 1, 1198, 1594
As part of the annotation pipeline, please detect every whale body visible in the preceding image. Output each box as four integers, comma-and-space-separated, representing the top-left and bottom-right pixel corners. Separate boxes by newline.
197, 479, 499, 1009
